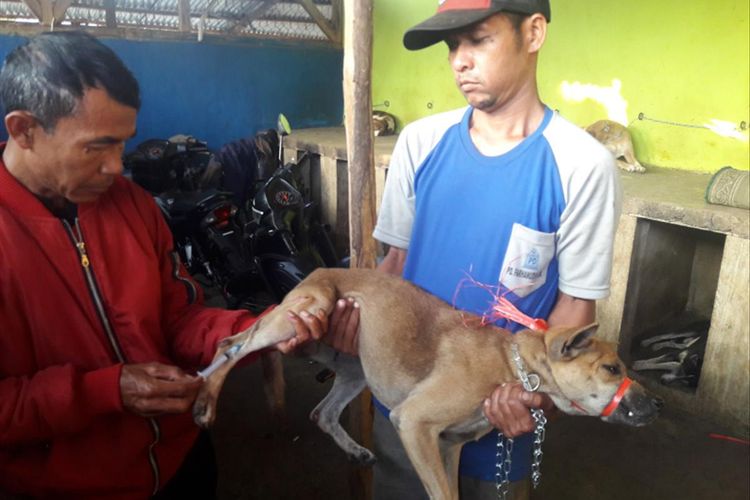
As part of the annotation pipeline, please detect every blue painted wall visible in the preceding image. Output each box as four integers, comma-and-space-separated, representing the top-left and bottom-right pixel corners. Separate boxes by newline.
0, 34, 343, 151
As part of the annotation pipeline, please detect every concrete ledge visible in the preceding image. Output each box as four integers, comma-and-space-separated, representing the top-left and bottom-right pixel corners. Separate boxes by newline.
620, 168, 749, 239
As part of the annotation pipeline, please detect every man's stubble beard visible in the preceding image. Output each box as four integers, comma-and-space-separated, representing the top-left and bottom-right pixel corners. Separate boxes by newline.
464, 91, 498, 112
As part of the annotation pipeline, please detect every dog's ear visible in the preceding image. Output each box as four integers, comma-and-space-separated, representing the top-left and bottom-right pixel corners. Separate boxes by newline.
546, 323, 598, 361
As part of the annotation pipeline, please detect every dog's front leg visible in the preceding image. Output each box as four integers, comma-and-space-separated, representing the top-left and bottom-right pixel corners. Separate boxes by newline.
439, 439, 462, 494
390, 402, 456, 500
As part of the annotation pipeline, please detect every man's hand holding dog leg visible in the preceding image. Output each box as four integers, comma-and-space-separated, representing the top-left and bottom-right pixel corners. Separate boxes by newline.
483, 382, 557, 438
325, 298, 360, 356
281, 298, 360, 355
279, 307, 330, 353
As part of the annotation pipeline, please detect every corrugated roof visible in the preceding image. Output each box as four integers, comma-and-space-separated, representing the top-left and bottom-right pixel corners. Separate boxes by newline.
0, 0, 338, 43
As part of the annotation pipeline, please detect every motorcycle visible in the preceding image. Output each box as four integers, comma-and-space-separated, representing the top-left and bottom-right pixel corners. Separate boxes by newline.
240, 114, 340, 303
126, 136, 259, 309
128, 135, 218, 193
126, 117, 339, 312
240, 115, 341, 395
155, 189, 261, 301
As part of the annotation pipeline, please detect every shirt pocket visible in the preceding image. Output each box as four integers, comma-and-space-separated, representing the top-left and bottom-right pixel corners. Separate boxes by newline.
499, 223, 556, 298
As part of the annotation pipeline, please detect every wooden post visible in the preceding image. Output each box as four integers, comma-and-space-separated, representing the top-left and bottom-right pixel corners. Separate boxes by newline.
104, 0, 117, 28
343, 4, 377, 289
178, 0, 191, 32
343, 0, 376, 499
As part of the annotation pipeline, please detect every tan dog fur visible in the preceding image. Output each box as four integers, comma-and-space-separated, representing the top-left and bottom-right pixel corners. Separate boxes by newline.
586, 120, 646, 173
193, 268, 660, 500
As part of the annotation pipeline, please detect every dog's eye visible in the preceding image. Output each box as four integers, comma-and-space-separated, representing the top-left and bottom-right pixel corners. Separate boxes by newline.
602, 364, 621, 375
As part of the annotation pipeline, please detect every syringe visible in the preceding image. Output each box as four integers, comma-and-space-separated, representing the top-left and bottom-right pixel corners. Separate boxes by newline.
197, 344, 242, 379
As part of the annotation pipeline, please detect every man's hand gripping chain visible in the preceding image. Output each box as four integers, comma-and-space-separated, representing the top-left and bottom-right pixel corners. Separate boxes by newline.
495, 343, 547, 500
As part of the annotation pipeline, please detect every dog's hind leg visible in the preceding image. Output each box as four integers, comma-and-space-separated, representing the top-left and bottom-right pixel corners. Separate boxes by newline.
308, 345, 374, 465
193, 320, 266, 428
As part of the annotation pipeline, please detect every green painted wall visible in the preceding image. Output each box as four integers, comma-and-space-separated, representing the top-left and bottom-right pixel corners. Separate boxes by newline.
372, 0, 749, 172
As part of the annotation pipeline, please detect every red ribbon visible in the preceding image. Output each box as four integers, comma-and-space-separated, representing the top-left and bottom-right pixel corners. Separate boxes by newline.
454, 275, 549, 331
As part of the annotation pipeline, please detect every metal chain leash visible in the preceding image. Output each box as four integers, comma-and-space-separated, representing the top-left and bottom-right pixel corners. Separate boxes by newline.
494, 345, 548, 499
511, 344, 547, 490
529, 408, 547, 488
495, 432, 513, 500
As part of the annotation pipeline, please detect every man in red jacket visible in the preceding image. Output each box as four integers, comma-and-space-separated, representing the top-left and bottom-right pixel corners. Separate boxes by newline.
0, 32, 333, 499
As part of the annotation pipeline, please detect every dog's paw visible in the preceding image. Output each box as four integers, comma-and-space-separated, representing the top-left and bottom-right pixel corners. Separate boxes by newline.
616, 159, 646, 173
623, 165, 646, 173
348, 448, 377, 466
192, 399, 215, 429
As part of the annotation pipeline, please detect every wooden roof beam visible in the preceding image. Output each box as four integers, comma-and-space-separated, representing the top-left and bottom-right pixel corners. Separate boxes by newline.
24, 0, 73, 26
22, 0, 43, 21
52, 0, 73, 24
299, 0, 340, 45
225, 0, 273, 34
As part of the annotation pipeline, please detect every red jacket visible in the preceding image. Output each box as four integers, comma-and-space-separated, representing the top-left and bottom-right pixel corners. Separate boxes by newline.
0, 155, 259, 499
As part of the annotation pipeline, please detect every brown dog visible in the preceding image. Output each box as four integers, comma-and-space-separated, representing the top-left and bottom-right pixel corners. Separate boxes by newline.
193, 268, 661, 499
586, 120, 646, 173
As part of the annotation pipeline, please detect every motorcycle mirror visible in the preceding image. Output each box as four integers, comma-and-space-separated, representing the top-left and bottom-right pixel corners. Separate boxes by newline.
276, 114, 292, 165
277, 114, 292, 136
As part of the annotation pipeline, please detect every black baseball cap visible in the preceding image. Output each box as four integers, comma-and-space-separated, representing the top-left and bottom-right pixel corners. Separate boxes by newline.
404, 0, 551, 50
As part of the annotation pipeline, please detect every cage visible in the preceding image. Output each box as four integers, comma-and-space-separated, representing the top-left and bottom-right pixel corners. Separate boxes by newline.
618, 218, 725, 394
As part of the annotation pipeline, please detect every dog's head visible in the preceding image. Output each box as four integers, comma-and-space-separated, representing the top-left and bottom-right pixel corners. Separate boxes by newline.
542, 323, 662, 426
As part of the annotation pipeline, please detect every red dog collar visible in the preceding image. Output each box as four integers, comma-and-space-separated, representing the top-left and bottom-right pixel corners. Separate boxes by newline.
601, 377, 632, 417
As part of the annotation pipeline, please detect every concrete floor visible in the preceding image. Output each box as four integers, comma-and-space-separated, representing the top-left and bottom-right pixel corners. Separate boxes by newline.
210, 354, 750, 500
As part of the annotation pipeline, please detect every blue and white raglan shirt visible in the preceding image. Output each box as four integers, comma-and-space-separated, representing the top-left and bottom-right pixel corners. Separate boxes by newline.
372, 106, 621, 482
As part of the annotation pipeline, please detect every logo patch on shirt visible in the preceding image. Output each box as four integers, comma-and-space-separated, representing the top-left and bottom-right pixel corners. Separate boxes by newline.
499, 223, 555, 298
524, 248, 540, 271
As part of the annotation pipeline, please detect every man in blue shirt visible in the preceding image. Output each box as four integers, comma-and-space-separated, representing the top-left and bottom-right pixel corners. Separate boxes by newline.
329, 0, 621, 498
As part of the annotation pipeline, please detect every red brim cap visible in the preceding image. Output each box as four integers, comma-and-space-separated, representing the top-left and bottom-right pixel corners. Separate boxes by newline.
403, 0, 551, 51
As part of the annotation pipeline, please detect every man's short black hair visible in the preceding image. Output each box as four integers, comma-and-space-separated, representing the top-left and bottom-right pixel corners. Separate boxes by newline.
0, 31, 140, 131
505, 11, 530, 48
